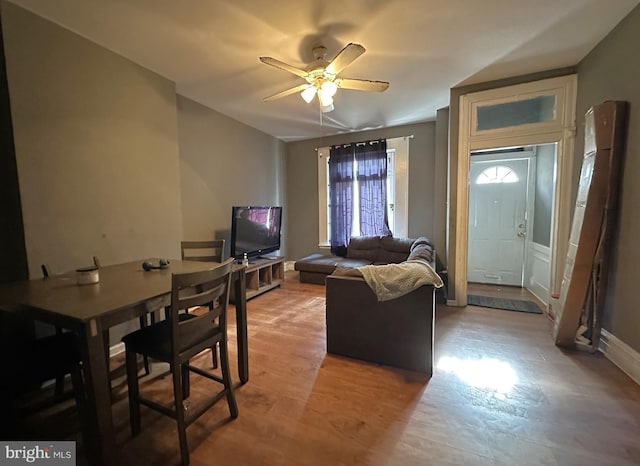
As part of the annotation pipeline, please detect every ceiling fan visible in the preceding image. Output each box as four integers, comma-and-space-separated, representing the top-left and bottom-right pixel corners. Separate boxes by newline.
259, 43, 389, 113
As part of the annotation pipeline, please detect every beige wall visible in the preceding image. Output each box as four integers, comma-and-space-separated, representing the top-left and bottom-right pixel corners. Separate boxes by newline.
1, 2, 286, 343
2, 1, 182, 277
285, 122, 439, 261
575, 4, 640, 352
177, 95, 286, 258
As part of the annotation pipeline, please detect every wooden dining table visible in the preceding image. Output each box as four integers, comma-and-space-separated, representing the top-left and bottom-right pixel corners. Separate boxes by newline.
0, 259, 248, 466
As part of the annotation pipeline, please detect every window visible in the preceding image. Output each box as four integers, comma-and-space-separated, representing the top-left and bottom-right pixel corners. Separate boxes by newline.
318, 136, 409, 247
475, 165, 519, 184
475, 95, 556, 131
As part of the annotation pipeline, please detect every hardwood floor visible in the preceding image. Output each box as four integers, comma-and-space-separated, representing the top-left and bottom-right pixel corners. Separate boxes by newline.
92, 271, 640, 464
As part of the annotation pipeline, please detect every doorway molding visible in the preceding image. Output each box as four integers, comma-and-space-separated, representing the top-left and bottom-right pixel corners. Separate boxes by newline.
452, 74, 577, 307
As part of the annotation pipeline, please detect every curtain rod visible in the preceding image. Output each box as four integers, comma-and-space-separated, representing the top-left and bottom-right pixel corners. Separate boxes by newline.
314, 134, 414, 151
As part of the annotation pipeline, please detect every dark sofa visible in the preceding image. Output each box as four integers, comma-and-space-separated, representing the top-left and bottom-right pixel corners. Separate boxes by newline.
300, 236, 438, 374
294, 236, 434, 284
326, 274, 435, 374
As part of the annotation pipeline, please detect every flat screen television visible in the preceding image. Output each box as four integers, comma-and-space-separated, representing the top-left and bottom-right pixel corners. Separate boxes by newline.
230, 206, 282, 260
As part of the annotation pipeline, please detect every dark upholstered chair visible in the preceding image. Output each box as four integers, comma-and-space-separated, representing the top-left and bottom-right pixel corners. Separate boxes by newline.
122, 258, 238, 466
0, 306, 86, 440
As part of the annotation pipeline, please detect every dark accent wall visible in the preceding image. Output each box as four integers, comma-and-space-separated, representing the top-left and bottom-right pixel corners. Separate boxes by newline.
0, 8, 27, 283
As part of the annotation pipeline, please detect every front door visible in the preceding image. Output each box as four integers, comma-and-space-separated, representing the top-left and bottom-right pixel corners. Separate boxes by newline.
468, 156, 530, 286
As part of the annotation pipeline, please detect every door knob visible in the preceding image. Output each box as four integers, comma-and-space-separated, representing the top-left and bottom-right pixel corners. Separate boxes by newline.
517, 231, 526, 237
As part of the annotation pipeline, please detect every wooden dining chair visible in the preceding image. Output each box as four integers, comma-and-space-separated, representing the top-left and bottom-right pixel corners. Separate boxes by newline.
180, 240, 225, 263
0, 305, 87, 440
122, 258, 237, 465
180, 239, 225, 369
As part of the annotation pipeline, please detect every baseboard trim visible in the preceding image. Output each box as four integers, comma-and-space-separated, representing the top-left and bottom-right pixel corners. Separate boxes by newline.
599, 329, 640, 386
109, 342, 125, 358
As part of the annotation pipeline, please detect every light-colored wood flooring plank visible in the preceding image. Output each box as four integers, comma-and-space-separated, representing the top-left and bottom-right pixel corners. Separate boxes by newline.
87, 271, 640, 465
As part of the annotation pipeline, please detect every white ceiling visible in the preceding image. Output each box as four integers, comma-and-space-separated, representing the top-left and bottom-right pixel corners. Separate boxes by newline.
8, 0, 640, 141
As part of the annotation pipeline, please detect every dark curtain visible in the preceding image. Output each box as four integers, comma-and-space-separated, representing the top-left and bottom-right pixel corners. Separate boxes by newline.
356, 139, 391, 236
329, 145, 354, 256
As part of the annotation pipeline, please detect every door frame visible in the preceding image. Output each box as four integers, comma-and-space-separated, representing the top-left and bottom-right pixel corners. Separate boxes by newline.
452, 74, 577, 307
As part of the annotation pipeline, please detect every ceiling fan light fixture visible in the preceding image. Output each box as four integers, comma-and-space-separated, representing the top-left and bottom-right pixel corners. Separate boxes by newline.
301, 86, 316, 103
321, 80, 337, 97
321, 102, 334, 113
318, 89, 334, 108
260, 42, 388, 113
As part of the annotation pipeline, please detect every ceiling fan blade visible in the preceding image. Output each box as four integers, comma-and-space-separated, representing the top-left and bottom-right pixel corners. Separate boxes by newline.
335, 78, 389, 92
326, 43, 365, 75
259, 57, 309, 78
263, 83, 310, 102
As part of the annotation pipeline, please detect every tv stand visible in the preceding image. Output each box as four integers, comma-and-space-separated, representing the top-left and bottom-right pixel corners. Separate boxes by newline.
255, 255, 279, 261
231, 256, 284, 302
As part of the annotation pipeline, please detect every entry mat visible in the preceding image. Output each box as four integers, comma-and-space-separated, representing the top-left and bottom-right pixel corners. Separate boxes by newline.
467, 294, 543, 314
